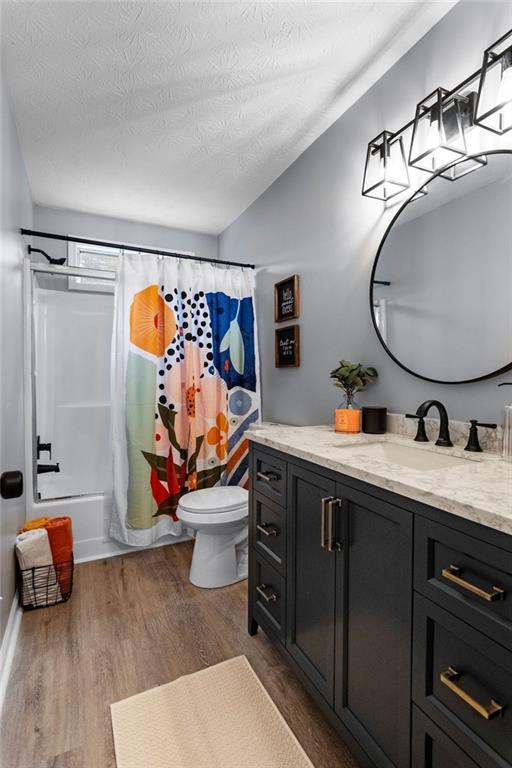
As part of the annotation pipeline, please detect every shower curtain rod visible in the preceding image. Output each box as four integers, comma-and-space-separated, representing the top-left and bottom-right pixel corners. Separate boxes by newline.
20, 228, 255, 270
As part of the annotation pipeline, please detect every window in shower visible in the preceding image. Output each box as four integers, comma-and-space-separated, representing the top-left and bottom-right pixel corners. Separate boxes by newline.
30, 261, 115, 501
67, 242, 120, 292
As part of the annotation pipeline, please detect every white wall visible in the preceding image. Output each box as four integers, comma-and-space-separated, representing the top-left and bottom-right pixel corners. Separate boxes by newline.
0, 75, 32, 640
33, 205, 218, 263
219, 2, 512, 424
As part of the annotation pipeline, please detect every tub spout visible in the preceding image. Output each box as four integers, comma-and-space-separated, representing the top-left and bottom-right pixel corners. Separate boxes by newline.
37, 463, 60, 474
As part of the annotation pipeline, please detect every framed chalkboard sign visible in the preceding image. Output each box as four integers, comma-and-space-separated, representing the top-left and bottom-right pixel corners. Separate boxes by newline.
275, 325, 300, 368
274, 274, 299, 323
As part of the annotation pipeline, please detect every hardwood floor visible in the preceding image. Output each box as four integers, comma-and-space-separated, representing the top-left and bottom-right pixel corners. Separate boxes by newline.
1, 542, 360, 768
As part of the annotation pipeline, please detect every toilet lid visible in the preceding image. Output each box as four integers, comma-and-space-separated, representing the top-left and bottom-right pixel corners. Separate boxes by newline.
179, 486, 248, 514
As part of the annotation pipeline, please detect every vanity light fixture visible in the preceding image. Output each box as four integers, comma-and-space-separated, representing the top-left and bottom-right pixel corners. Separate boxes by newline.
362, 28, 512, 199
409, 89, 466, 173
475, 29, 512, 134
362, 131, 409, 200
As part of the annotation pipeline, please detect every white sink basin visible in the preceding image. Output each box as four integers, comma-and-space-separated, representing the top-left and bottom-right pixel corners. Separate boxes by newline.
335, 441, 475, 471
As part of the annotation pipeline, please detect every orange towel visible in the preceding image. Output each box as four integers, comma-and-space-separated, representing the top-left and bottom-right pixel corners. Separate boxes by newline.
20, 517, 50, 532
44, 517, 73, 564
44, 517, 73, 594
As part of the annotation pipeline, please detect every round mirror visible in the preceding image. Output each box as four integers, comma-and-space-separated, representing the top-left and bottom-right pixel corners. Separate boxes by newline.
370, 150, 512, 384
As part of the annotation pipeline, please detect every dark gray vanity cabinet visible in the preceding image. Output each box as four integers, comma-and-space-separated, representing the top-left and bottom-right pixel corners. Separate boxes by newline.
249, 442, 512, 768
334, 485, 413, 768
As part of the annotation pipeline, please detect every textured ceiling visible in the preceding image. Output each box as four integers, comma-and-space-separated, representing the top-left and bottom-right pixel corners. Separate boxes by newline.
1, 1, 454, 235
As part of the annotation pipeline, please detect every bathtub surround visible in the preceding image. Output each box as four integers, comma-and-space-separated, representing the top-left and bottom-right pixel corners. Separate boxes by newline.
219, 2, 512, 425
0, 74, 32, 654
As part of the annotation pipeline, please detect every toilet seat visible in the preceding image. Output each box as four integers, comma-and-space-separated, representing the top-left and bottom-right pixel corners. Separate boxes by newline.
178, 486, 248, 526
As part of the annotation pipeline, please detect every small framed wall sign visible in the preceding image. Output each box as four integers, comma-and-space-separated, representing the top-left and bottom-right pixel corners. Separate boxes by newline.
274, 274, 300, 323
275, 325, 300, 368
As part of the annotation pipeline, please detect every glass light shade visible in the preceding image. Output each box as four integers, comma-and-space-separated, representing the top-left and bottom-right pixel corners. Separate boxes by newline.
362, 131, 409, 200
411, 185, 428, 201
409, 88, 466, 173
439, 154, 487, 181
475, 31, 512, 135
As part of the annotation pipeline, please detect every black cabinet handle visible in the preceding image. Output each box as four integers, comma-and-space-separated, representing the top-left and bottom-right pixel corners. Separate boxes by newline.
257, 522, 279, 537
256, 584, 277, 603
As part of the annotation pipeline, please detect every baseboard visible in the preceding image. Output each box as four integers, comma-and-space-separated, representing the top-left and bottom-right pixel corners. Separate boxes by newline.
0, 593, 22, 715
74, 532, 192, 564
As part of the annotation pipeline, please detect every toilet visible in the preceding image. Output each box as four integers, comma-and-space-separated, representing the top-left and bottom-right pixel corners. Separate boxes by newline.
178, 486, 249, 589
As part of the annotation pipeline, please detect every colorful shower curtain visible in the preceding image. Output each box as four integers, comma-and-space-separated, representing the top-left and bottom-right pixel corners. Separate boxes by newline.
110, 252, 260, 546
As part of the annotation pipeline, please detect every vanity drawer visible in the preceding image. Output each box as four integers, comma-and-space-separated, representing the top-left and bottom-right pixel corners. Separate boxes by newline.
414, 517, 512, 649
252, 555, 285, 644
412, 706, 480, 768
251, 448, 287, 507
413, 594, 512, 768
251, 492, 285, 573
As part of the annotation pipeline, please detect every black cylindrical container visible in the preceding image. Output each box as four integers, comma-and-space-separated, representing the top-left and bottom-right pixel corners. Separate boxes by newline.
362, 406, 387, 434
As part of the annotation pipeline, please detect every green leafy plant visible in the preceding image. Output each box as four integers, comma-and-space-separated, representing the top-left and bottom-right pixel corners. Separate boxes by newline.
330, 360, 378, 408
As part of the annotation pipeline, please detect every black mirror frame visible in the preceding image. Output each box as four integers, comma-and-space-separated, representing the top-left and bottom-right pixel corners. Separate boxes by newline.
369, 149, 512, 385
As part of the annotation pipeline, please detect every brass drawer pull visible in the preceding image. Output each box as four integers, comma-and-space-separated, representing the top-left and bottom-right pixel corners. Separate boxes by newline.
441, 564, 506, 603
256, 583, 277, 603
257, 470, 280, 484
257, 522, 279, 537
440, 667, 503, 720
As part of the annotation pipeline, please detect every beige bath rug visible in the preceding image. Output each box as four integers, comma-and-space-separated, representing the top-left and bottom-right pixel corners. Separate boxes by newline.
110, 655, 314, 768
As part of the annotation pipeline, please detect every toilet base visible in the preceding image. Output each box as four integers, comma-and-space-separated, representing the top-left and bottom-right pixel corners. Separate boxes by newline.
189, 526, 248, 589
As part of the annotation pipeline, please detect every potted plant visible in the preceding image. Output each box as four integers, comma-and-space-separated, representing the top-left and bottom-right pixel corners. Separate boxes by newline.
330, 360, 378, 433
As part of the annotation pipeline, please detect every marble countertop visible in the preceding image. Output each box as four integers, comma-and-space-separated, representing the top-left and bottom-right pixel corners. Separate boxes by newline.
248, 423, 512, 537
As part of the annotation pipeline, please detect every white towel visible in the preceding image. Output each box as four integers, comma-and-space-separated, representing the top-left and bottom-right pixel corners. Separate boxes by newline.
15, 529, 61, 607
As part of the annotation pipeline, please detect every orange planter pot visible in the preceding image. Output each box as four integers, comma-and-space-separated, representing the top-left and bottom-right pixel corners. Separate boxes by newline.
335, 408, 361, 434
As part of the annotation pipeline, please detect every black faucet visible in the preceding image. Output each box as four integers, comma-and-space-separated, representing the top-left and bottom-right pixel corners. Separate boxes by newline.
406, 400, 453, 447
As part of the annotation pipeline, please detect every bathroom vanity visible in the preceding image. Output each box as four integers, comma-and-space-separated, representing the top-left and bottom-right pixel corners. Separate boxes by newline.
247, 424, 512, 768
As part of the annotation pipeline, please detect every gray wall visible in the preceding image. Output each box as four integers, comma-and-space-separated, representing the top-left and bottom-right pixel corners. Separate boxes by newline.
219, 1, 512, 425
33, 205, 218, 263
0, 74, 33, 640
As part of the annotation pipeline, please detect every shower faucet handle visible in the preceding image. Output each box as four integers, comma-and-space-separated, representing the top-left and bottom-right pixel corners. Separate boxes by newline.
37, 435, 52, 460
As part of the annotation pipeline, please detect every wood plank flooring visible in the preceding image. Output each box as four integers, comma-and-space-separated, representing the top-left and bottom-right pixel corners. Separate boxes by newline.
1, 542, 360, 768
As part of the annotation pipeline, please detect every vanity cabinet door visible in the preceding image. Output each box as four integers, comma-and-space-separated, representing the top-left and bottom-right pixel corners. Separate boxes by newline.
286, 464, 337, 706
334, 485, 413, 768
